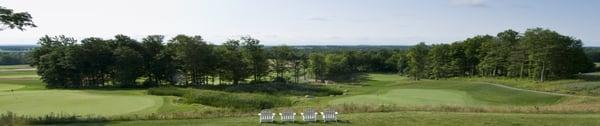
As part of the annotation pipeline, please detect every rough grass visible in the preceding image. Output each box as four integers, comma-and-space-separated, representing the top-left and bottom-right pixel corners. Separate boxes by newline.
64, 111, 600, 126
453, 73, 600, 96
183, 89, 292, 110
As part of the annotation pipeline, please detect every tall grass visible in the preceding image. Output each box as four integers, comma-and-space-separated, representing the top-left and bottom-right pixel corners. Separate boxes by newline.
183, 90, 292, 110
333, 103, 600, 114
0, 111, 108, 125
147, 87, 188, 96
148, 87, 293, 110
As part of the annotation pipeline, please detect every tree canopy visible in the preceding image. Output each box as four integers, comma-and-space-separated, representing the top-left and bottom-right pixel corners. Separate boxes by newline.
0, 6, 36, 31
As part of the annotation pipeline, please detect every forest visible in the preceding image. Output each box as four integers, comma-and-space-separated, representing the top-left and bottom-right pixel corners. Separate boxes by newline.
27, 28, 594, 88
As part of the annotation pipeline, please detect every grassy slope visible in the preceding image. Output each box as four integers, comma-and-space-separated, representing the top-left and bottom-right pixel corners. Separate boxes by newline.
327, 74, 564, 106
66, 111, 600, 126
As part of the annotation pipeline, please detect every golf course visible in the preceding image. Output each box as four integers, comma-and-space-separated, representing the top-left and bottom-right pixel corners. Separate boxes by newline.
2, 65, 600, 125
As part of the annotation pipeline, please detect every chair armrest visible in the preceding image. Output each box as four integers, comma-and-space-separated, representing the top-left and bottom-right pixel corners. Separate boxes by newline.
258, 113, 261, 116
272, 113, 276, 116
320, 112, 324, 115
315, 112, 319, 115
279, 113, 283, 116
300, 113, 304, 115
293, 113, 296, 115
335, 112, 338, 114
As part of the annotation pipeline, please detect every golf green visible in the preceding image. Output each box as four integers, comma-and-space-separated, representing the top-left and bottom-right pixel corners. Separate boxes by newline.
330, 89, 485, 106
0, 90, 163, 116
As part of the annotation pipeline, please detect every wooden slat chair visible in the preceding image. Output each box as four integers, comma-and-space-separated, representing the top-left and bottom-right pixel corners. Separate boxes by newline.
258, 109, 275, 123
301, 108, 318, 122
279, 109, 296, 123
320, 108, 338, 122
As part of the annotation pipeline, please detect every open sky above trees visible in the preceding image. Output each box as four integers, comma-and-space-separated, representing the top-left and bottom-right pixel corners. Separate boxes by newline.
1, 0, 600, 46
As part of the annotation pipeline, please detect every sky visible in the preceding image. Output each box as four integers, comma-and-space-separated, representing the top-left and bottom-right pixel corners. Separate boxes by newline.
1, 0, 599, 46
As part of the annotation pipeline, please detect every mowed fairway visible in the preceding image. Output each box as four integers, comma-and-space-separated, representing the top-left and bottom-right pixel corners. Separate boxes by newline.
0, 65, 164, 116
330, 74, 564, 106
0, 90, 163, 116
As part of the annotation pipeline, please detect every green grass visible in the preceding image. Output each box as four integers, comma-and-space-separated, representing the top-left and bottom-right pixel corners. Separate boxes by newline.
331, 89, 485, 106
62, 111, 600, 126
0, 84, 24, 91
326, 74, 564, 106
0, 90, 163, 116
2, 66, 600, 125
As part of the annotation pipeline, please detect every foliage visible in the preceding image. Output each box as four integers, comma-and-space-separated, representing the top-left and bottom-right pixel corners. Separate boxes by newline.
0, 6, 36, 31
399, 28, 594, 81
181, 89, 292, 110
147, 87, 189, 97
199, 83, 343, 96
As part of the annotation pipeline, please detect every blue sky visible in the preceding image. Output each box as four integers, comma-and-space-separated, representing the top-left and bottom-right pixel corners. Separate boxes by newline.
1, 0, 599, 46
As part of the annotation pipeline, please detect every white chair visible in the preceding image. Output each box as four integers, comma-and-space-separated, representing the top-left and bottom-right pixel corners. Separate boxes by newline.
320, 108, 338, 122
279, 109, 296, 123
301, 108, 318, 122
258, 109, 275, 123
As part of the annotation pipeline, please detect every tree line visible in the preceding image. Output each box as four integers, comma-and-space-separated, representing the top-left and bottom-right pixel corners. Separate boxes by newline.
0, 52, 28, 65
29, 35, 391, 88
28, 28, 594, 88
397, 28, 594, 81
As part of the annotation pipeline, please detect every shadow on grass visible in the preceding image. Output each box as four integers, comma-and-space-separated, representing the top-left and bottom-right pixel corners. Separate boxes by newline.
331, 73, 373, 85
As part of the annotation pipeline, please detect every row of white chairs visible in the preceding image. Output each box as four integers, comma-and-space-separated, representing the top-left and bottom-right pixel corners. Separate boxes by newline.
258, 108, 338, 123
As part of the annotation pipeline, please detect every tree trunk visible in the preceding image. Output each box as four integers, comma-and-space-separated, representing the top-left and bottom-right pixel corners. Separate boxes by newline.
540, 62, 546, 82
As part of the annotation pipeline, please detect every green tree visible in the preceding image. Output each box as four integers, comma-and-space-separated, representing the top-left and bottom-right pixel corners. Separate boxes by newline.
28, 35, 79, 88
0, 6, 36, 31
141, 35, 176, 86
80, 37, 113, 87
270, 46, 293, 83
241, 37, 269, 82
428, 44, 456, 79
112, 47, 143, 87
168, 35, 215, 85
406, 42, 429, 80
308, 53, 327, 82
218, 40, 250, 84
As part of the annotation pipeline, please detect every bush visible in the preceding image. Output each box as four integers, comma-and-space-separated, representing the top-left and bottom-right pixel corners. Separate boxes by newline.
200, 83, 343, 96
148, 87, 188, 96
183, 90, 292, 110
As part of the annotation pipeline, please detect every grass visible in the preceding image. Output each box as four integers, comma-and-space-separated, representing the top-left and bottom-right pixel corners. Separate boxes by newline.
326, 74, 564, 106
0, 90, 163, 116
3, 64, 600, 125
453, 73, 600, 96
331, 89, 485, 106
63, 111, 600, 126
149, 87, 293, 110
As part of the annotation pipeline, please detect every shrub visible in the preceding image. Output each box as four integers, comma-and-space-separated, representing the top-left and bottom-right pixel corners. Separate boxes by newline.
200, 83, 343, 96
183, 90, 292, 110
148, 87, 188, 96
